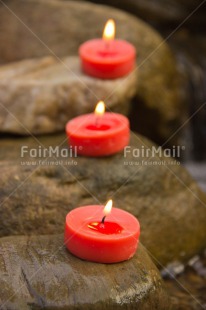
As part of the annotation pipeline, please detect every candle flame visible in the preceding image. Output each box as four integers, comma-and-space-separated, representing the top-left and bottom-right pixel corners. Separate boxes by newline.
94, 101, 105, 116
103, 199, 113, 216
103, 19, 115, 41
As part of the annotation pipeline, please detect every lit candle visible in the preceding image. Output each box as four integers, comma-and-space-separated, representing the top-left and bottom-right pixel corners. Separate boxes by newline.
64, 200, 140, 263
79, 19, 136, 79
65, 101, 130, 157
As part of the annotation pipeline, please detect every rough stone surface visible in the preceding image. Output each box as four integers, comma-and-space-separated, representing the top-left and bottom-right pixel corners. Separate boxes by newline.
0, 56, 136, 134
0, 132, 206, 266
0, 0, 184, 144
0, 235, 169, 310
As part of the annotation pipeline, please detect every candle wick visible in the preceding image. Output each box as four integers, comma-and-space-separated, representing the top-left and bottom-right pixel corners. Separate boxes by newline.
95, 116, 101, 128
101, 215, 106, 224
105, 40, 111, 50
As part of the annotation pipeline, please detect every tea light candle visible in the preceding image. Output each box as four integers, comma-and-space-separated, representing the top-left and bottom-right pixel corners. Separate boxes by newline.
79, 19, 136, 79
65, 101, 130, 157
64, 200, 140, 263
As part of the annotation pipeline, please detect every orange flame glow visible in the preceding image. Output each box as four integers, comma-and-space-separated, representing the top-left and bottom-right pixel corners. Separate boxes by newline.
94, 101, 105, 116
103, 19, 115, 41
103, 199, 113, 216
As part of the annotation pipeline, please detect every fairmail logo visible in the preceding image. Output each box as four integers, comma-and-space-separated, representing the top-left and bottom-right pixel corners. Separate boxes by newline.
20, 145, 80, 166
21, 145, 79, 158
124, 145, 185, 158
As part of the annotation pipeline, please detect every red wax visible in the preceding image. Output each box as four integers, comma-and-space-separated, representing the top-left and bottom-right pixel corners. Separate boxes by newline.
64, 205, 140, 263
65, 112, 130, 157
79, 39, 136, 79
88, 222, 123, 235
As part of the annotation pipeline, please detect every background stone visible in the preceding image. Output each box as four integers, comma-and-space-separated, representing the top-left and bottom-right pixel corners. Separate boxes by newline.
0, 132, 206, 266
0, 56, 136, 134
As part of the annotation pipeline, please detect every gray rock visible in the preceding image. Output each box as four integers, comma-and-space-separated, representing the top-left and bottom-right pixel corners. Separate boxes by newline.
0, 132, 206, 266
0, 56, 136, 134
0, 235, 169, 310
0, 0, 184, 144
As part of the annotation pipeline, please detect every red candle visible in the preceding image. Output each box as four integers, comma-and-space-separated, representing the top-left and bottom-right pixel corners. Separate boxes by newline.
79, 19, 136, 79
64, 200, 140, 263
65, 101, 130, 157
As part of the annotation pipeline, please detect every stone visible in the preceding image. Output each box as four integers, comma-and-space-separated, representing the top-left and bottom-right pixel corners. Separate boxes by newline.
0, 0, 184, 144
0, 235, 169, 309
0, 56, 136, 135
0, 132, 206, 266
